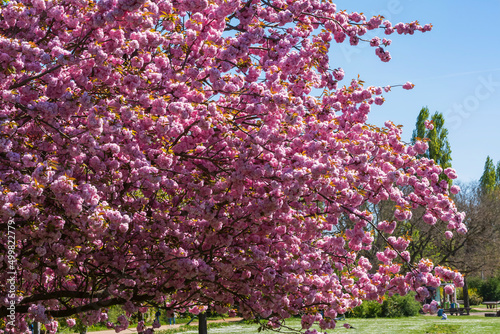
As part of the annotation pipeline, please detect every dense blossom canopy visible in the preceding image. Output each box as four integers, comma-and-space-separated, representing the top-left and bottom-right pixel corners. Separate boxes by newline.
0, 0, 465, 333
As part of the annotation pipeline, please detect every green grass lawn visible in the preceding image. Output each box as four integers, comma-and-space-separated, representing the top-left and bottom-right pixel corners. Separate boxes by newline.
56, 315, 228, 333
164, 316, 500, 334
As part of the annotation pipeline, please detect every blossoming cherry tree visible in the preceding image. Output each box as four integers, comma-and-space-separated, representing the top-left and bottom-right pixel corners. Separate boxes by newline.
0, 0, 464, 333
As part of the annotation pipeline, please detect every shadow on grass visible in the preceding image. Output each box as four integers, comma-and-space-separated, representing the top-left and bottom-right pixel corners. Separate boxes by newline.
424, 323, 461, 334
156, 321, 242, 334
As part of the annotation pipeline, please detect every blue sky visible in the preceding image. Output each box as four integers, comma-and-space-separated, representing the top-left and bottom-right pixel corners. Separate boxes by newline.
330, 0, 500, 182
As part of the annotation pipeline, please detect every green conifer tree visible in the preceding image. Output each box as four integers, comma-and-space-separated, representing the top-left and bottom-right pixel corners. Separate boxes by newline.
479, 156, 497, 193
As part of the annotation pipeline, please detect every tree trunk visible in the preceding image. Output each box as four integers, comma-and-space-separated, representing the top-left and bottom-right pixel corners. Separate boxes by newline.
33, 322, 41, 334
138, 312, 144, 334
198, 312, 207, 334
463, 276, 470, 309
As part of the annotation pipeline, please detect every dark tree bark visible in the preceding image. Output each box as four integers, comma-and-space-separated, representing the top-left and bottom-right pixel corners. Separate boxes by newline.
138, 312, 144, 334
463, 276, 470, 309
198, 312, 207, 334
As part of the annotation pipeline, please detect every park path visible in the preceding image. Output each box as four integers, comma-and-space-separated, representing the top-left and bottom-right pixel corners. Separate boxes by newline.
74, 318, 243, 334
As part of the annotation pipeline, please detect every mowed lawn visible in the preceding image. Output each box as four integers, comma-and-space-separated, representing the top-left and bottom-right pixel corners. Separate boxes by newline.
175, 316, 500, 334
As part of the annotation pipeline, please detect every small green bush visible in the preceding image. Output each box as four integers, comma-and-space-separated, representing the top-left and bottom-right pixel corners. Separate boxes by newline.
350, 292, 421, 318
351, 300, 383, 318
383, 293, 422, 317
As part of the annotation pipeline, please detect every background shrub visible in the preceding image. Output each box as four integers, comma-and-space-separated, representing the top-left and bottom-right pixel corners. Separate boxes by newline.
457, 286, 483, 305
349, 292, 421, 318
479, 277, 500, 301
466, 274, 500, 302
350, 300, 383, 318
468, 288, 484, 305
466, 276, 484, 290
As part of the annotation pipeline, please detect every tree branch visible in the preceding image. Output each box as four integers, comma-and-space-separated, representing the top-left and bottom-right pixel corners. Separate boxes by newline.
9, 64, 63, 90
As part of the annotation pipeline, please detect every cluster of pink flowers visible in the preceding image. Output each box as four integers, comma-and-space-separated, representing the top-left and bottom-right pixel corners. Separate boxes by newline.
66, 318, 76, 327
423, 300, 439, 314
0, 0, 463, 332
403, 81, 415, 90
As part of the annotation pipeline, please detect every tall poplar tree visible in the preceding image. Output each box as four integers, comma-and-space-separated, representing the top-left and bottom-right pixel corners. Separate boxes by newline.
496, 161, 500, 187
411, 107, 430, 146
411, 107, 453, 182
479, 156, 497, 193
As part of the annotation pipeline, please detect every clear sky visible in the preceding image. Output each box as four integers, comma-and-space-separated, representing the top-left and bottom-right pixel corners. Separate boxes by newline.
330, 0, 500, 183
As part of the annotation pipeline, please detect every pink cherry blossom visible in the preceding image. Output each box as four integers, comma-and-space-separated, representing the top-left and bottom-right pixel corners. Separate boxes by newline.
444, 285, 455, 295
403, 81, 415, 90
